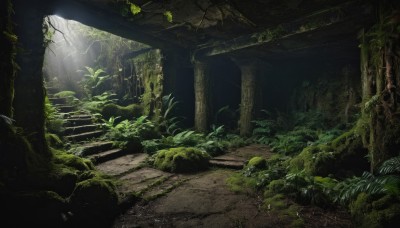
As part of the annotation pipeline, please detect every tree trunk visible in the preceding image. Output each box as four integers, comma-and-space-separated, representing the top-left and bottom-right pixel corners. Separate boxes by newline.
360, 10, 400, 171
194, 60, 211, 132
0, 0, 16, 118
13, 1, 49, 156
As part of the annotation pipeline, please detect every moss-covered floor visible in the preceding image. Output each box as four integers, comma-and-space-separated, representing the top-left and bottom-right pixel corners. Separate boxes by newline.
108, 145, 352, 227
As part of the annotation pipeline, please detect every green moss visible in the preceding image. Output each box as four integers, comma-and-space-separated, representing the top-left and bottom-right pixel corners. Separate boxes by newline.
226, 172, 257, 193
289, 128, 369, 177
53, 90, 76, 98
268, 179, 285, 193
289, 145, 334, 176
264, 193, 287, 210
101, 103, 143, 120
313, 176, 337, 189
134, 50, 163, 119
332, 130, 369, 176
350, 193, 400, 227
332, 129, 355, 148
45, 133, 63, 148
247, 156, 267, 169
69, 175, 119, 221
263, 192, 305, 227
52, 148, 94, 171
153, 147, 210, 173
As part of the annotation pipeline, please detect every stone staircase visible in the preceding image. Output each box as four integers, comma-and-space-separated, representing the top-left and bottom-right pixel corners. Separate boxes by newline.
46, 87, 126, 165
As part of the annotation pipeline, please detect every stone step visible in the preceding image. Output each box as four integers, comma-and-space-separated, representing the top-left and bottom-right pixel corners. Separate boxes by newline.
65, 118, 93, 127
65, 130, 103, 142
79, 141, 114, 156
64, 124, 99, 136
116, 168, 171, 212
209, 159, 244, 169
56, 105, 75, 113
69, 114, 92, 119
57, 113, 71, 119
46, 87, 59, 94
117, 168, 173, 198
49, 97, 67, 105
87, 148, 126, 164
142, 175, 187, 201
95, 153, 149, 176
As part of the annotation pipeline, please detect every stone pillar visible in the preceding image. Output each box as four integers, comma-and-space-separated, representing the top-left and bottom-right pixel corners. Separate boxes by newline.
13, 1, 49, 156
238, 62, 259, 137
194, 60, 211, 132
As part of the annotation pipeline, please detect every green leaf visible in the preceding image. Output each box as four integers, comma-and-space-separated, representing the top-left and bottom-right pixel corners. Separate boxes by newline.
130, 3, 141, 15
164, 11, 173, 23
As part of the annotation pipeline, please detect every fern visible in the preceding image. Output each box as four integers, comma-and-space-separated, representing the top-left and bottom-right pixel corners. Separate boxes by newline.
159, 94, 181, 135
207, 125, 225, 140
336, 156, 400, 205
0, 114, 14, 126
79, 66, 111, 97
378, 156, 400, 175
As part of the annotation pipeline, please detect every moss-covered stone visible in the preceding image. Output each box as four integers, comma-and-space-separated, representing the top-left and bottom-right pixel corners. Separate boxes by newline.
69, 175, 119, 223
268, 179, 285, 193
289, 128, 370, 177
332, 130, 369, 176
45, 133, 64, 148
153, 147, 210, 173
52, 149, 94, 171
101, 103, 143, 120
45, 164, 78, 197
289, 144, 334, 176
24, 149, 96, 197
350, 193, 400, 227
247, 156, 267, 169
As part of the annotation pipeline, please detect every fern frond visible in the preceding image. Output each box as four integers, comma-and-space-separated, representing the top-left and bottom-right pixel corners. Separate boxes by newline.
379, 156, 400, 175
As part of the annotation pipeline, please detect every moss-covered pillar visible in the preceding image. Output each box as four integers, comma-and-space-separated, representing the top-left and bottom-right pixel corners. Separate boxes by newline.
13, 1, 49, 156
194, 60, 211, 132
237, 61, 259, 137
0, 0, 16, 118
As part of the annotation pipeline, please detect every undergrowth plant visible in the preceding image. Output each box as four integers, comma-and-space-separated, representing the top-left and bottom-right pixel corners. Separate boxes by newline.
45, 96, 65, 134
53, 90, 80, 106
81, 92, 117, 113
102, 115, 157, 150
158, 94, 181, 135
79, 66, 114, 98
336, 156, 400, 206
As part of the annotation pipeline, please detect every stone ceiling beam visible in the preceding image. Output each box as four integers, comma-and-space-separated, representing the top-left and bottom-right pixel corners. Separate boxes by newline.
192, 0, 373, 60
51, 0, 183, 52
